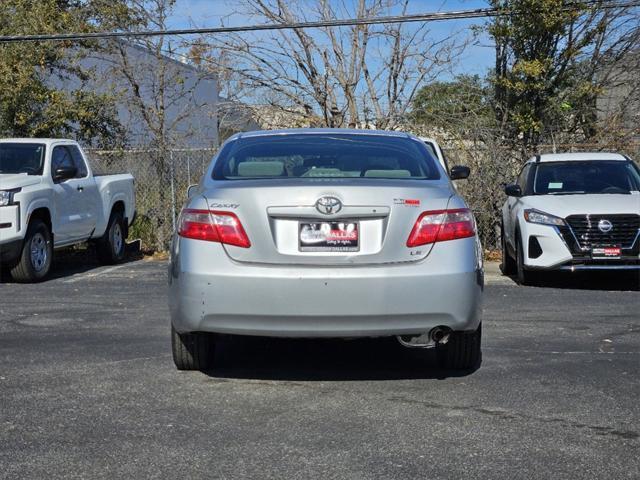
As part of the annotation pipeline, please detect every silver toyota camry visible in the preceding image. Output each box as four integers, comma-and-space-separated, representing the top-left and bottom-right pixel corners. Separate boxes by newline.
169, 129, 484, 371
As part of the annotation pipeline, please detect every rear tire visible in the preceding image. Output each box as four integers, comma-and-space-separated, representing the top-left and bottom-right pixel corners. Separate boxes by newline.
10, 220, 52, 283
171, 325, 216, 371
500, 223, 516, 275
437, 324, 481, 370
97, 211, 126, 264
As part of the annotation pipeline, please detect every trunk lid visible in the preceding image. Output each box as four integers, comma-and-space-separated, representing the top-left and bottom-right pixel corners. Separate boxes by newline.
204, 179, 453, 265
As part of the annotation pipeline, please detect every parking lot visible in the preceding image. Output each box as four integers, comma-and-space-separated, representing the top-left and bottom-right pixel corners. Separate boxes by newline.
0, 256, 639, 479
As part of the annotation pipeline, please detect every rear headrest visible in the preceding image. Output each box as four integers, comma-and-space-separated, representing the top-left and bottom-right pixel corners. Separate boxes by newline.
237, 161, 284, 177
364, 169, 411, 178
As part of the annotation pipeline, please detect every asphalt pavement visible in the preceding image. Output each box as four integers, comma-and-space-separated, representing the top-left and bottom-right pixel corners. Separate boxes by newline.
0, 255, 639, 479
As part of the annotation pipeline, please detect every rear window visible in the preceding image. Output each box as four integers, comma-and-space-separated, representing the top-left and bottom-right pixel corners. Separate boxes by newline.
0, 143, 46, 175
211, 133, 441, 180
533, 161, 640, 195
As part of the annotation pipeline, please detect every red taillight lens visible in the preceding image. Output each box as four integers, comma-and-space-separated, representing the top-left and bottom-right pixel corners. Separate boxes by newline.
406, 208, 475, 247
178, 209, 251, 248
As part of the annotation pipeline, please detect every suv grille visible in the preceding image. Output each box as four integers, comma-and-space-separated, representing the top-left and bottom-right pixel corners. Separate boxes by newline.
565, 214, 640, 249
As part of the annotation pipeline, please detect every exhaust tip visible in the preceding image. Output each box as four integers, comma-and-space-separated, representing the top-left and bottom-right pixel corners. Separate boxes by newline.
397, 327, 452, 348
430, 327, 451, 345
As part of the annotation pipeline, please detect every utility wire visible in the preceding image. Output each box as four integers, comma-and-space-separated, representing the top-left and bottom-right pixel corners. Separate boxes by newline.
0, 1, 638, 43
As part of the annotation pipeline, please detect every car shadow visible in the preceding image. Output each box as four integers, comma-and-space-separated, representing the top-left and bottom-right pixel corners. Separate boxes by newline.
0, 242, 143, 283
504, 271, 640, 291
203, 335, 480, 382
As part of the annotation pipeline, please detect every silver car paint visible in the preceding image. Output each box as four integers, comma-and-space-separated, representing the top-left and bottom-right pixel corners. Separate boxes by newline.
169, 129, 483, 338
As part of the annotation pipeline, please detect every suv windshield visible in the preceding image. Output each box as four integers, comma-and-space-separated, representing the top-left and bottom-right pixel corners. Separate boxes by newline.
0, 143, 46, 175
212, 133, 441, 180
533, 160, 640, 195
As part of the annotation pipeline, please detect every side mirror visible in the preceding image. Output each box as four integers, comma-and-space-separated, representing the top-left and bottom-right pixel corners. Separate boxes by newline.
449, 165, 470, 180
504, 184, 522, 197
53, 166, 77, 181
186, 184, 198, 199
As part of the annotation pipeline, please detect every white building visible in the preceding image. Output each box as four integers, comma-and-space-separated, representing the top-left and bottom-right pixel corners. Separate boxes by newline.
53, 42, 221, 148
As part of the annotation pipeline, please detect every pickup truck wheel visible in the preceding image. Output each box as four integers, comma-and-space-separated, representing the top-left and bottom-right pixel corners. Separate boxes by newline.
171, 325, 216, 371
11, 220, 53, 283
437, 324, 481, 370
97, 212, 126, 264
500, 223, 516, 275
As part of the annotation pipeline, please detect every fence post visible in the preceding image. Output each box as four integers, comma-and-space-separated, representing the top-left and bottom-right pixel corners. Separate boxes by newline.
187, 153, 191, 185
170, 150, 176, 233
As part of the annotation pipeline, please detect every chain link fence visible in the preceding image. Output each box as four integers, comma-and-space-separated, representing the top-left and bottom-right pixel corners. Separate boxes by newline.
88, 148, 216, 251
87, 142, 640, 253
445, 141, 640, 251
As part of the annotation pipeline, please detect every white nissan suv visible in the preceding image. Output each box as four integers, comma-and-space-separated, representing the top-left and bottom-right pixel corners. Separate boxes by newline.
501, 152, 640, 284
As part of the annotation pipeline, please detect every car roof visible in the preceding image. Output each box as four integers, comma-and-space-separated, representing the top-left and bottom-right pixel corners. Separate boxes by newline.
528, 152, 628, 163
231, 128, 414, 140
0, 138, 76, 145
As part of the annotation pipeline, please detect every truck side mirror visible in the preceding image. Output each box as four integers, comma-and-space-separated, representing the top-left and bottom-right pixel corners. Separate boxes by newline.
504, 184, 522, 197
53, 166, 77, 182
449, 165, 470, 180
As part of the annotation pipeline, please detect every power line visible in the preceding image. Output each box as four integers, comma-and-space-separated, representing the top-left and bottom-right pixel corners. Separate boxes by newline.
0, 1, 638, 43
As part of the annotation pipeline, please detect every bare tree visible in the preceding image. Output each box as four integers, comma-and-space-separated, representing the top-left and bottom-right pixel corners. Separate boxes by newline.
197, 0, 466, 129
105, 0, 218, 248
109, 0, 216, 149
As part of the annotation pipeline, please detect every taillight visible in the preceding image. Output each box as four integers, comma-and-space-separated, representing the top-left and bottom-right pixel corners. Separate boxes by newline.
406, 208, 475, 247
178, 209, 251, 248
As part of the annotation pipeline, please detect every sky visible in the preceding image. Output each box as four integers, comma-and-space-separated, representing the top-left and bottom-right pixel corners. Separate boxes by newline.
167, 0, 495, 77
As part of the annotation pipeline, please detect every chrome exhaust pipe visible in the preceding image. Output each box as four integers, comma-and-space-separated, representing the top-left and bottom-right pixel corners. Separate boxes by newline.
430, 327, 450, 345
397, 327, 451, 348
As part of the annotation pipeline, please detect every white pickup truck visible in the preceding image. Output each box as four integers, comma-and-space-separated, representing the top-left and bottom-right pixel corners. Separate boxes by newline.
0, 139, 135, 282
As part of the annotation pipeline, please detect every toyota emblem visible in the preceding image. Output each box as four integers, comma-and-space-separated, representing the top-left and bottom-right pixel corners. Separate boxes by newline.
315, 196, 342, 215
597, 219, 613, 233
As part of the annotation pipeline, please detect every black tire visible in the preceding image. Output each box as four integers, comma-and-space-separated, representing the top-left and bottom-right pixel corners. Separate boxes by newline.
437, 324, 482, 370
500, 223, 516, 275
10, 219, 53, 283
171, 325, 216, 371
516, 236, 534, 286
97, 211, 126, 264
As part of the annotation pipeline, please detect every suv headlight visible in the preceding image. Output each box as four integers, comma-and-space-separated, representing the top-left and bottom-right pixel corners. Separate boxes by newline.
524, 209, 565, 226
0, 188, 20, 206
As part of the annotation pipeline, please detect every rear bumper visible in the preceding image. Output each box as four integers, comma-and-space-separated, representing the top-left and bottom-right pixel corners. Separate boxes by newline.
169, 236, 483, 338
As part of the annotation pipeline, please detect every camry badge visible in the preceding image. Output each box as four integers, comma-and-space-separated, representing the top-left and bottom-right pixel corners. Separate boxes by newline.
598, 219, 613, 233
315, 196, 342, 215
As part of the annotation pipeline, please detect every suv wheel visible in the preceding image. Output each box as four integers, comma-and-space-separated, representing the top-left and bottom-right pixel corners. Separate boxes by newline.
516, 236, 534, 285
10, 219, 53, 283
500, 223, 516, 275
171, 325, 216, 371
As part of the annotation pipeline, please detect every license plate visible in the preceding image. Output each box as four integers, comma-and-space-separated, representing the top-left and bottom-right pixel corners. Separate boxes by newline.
299, 221, 359, 252
592, 247, 621, 258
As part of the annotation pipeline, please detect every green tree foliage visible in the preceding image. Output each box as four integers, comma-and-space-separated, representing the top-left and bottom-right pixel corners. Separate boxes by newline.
410, 75, 494, 139
488, 0, 639, 151
0, 0, 134, 147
